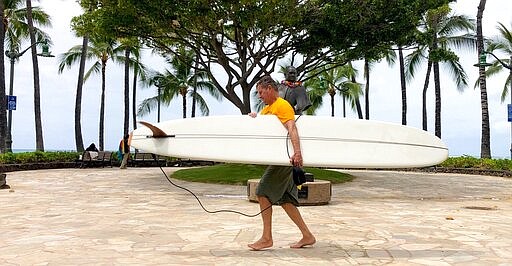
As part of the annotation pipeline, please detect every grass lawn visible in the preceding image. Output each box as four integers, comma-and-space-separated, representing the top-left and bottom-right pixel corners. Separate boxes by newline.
171, 163, 354, 185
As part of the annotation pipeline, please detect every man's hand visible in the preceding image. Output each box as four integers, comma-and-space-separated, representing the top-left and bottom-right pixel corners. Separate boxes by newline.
248, 112, 257, 118
290, 152, 303, 167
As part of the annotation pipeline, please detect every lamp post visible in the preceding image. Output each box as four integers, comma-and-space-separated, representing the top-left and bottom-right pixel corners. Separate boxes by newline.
153, 78, 163, 123
475, 51, 512, 158
4, 39, 54, 152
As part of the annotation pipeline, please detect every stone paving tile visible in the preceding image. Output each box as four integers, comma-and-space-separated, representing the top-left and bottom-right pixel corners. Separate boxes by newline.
1, 168, 512, 265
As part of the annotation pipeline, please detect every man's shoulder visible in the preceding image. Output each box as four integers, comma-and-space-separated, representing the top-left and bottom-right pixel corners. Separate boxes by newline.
276, 97, 292, 106
276, 98, 295, 114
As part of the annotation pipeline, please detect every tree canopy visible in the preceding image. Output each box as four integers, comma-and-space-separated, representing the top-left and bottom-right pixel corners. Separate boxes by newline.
74, 0, 453, 114
299, 0, 454, 58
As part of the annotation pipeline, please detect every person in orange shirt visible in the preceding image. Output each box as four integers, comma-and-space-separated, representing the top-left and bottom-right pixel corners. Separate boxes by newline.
118, 134, 130, 169
248, 75, 315, 250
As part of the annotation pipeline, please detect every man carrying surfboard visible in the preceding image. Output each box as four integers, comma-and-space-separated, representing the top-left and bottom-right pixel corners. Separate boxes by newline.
247, 75, 316, 251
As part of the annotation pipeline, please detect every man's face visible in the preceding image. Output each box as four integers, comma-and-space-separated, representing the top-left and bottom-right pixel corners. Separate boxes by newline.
257, 85, 273, 104
285, 67, 297, 82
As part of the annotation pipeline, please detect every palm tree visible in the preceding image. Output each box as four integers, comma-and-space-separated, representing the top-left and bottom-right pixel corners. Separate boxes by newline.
481, 23, 512, 103
26, 0, 44, 151
304, 63, 363, 117
476, 0, 490, 158
70, 2, 99, 152
397, 47, 407, 125
0, 0, 6, 153
58, 36, 122, 151
363, 59, 371, 120
123, 46, 130, 136
362, 50, 396, 121
71, 34, 89, 152
347, 62, 364, 119
138, 48, 220, 119
116, 38, 148, 136
127, 43, 147, 130
475, 22, 512, 158
3, 0, 51, 151
3, 0, 50, 52
301, 77, 325, 116
405, 5, 475, 137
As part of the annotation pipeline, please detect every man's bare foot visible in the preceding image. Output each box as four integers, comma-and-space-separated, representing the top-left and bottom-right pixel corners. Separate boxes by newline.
290, 236, 316, 248
248, 238, 273, 251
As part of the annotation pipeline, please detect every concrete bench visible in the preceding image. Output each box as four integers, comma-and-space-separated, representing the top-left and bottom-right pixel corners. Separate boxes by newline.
130, 152, 167, 167
247, 178, 331, 206
78, 151, 113, 168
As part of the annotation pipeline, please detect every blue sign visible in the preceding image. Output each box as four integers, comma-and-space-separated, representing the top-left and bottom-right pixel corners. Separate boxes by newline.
7, 95, 16, 111
509, 104, 512, 122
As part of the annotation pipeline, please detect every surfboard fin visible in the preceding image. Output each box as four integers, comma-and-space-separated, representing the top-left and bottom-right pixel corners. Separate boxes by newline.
139, 121, 174, 138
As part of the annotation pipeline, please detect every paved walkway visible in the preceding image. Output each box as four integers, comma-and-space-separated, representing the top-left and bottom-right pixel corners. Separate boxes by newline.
1, 168, 512, 265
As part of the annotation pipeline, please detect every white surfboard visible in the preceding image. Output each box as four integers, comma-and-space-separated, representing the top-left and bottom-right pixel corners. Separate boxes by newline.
129, 115, 448, 168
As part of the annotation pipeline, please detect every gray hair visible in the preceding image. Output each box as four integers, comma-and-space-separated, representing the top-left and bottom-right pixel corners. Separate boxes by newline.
256, 75, 278, 91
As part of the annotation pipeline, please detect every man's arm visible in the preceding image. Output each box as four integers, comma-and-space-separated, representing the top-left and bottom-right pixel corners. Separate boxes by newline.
284, 119, 303, 167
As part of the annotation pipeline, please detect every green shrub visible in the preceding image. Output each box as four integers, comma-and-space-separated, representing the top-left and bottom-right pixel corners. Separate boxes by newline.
440, 156, 512, 171
0, 151, 80, 164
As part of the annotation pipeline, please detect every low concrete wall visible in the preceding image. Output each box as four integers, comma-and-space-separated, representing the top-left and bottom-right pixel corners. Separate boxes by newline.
0, 162, 77, 173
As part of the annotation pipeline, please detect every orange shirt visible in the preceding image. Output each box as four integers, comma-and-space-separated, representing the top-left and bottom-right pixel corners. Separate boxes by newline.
261, 97, 295, 124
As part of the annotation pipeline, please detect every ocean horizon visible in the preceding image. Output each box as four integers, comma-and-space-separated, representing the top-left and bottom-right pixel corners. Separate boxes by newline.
11, 149, 78, 153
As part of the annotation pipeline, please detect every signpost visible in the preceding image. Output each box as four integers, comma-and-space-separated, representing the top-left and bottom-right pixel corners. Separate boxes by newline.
7, 95, 16, 111
509, 104, 512, 123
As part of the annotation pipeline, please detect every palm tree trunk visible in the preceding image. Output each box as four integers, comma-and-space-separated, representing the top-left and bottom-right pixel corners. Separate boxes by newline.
191, 54, 199, 118
191, 87, 197, 118
132, 66, 138, 130
74, 35, 88, 152
26, 0, 44, 151
123, 48, 130, 136
431, 30, 442, 138
433, 61, 442, 138
0, 0, 7, 153
364, 59, 370, 120
330, 92, 335, 117
399, 47, 407, 125
351, 76, 363, 119
355, 99, 363, 119
99, 62, 107, 151
342, 96, 346, 118
422, 61, 433, 131
182, 92, 187, 118
477, 0, 491, 158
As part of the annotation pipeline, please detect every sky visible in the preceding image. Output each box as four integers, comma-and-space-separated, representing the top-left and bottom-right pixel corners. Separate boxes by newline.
6, 0, 512, 158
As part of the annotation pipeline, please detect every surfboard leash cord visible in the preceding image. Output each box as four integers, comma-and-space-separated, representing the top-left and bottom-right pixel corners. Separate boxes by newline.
156, 113, 301, 217
286, 114, 303, 159
158, 166, 272, 217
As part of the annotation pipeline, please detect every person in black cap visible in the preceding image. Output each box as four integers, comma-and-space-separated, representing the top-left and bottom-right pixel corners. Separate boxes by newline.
85, 143, 99, 152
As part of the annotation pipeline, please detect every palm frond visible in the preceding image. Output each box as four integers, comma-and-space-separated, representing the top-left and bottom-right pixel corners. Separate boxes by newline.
137, 97, 159, 117
404, 48, 427, 81
444, 59, 468, 91
57, 45, 87, 73
500, 74, 512, 103
83, 61, 102, 82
